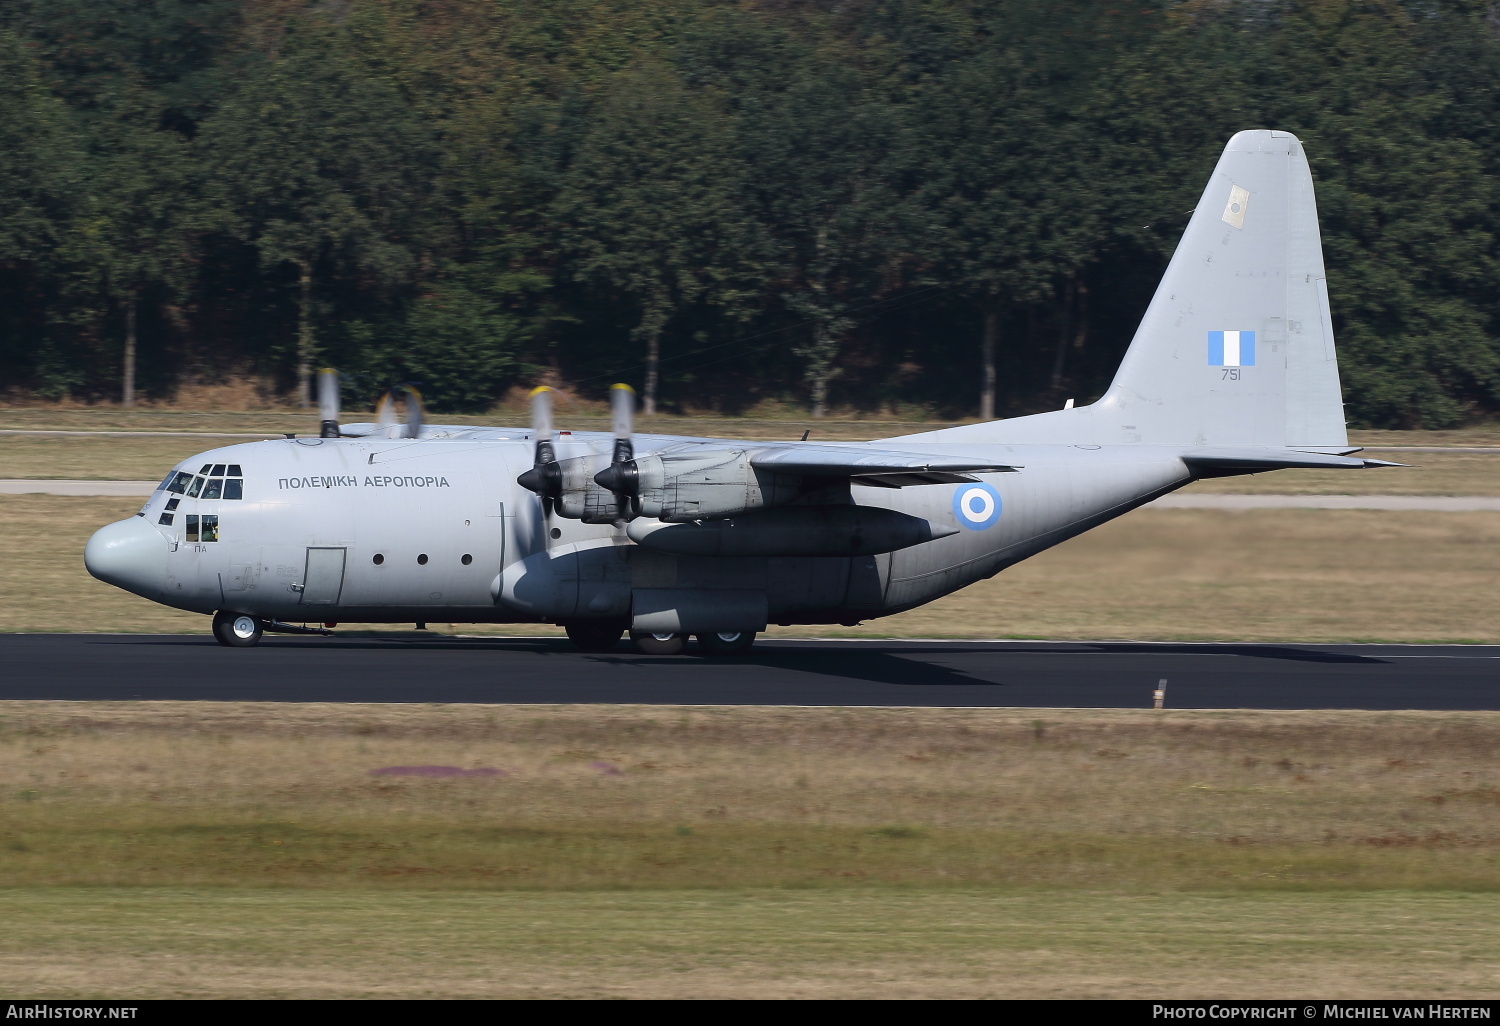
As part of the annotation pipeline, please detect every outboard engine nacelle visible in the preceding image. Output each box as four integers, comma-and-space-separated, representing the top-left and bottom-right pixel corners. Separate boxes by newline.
556, 448, 824, 523
602, 449, 814, 523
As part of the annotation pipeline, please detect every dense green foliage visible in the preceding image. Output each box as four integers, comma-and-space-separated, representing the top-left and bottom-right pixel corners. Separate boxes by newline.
1, 0, 1498, 425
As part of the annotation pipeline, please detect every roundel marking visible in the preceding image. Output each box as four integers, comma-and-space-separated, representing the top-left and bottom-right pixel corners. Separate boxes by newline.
952, 482, 1002, 530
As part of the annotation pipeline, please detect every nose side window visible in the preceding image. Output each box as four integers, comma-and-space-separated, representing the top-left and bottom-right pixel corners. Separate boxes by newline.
200, 515, 219, 542
186, 515, 199, 542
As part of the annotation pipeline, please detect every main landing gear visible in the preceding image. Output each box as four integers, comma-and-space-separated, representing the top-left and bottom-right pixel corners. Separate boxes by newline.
630, 631, 758, 655
560, 624, 757, 656
212, 610, 264, 647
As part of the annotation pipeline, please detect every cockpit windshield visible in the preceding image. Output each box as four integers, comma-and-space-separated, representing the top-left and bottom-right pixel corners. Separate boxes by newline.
162, 466, 242, 499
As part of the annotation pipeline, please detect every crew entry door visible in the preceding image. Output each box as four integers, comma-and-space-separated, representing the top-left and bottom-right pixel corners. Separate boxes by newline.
301, 547, 346, 605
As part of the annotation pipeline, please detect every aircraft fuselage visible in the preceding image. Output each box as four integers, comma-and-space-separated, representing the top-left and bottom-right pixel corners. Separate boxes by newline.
93, 430, 1193, 630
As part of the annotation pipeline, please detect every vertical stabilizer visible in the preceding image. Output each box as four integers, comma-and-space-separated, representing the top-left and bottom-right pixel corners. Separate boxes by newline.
892, 130, 1348, 448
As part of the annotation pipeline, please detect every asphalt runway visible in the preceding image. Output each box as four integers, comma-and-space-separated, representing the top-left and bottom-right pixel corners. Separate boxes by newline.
2, 634, 1497, 709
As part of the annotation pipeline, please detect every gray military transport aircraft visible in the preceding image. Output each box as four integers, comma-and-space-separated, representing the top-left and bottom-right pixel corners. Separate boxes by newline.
86, 130, 1394, 655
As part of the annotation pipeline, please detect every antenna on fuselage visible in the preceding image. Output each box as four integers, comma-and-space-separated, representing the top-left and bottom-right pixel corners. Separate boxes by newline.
317, 368, 341, 438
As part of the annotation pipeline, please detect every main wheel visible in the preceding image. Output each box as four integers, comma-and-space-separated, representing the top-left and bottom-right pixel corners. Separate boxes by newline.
564, 620, 626, 653
631, 632, 686, 655
212, 610, 263, 648
696, 631, 757, 656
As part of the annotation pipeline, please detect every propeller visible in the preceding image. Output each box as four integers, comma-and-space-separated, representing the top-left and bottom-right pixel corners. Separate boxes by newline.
402, 384, 425, 438
516, 386, 562, 517
375, 388, 399, 437
593, 383, 639, 522
317, 368, 341, 438
374, 385, 425, 439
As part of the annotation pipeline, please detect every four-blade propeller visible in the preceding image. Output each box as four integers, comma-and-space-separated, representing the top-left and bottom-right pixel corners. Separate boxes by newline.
516, 386, 563, 517
595, 383, 639, 521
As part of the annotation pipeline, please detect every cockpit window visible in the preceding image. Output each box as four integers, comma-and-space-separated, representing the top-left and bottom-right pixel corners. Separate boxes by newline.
227, 464, 242, 477
202, 478, 223, 500
199, 464, 212, 475
156, 472, 174, 491
186, 476, 205, 498
210, 464, 226, 477
223, 479, 243, 500
166, 472, 193, 494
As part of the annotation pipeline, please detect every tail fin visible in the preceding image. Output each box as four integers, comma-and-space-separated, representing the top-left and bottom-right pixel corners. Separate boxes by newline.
895, 130, 1348, 448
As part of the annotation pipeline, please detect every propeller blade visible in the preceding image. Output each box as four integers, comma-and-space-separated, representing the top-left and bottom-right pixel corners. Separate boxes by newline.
317, 368, 341, 438
375, 388, 399, 437
517, 386, 562, 517
402, 384, 425, 439
596, 383, 638, 521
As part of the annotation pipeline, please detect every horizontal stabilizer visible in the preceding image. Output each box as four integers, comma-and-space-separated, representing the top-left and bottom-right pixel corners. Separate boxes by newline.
749, 445, 1018, 477
1182, 448, 1405, 475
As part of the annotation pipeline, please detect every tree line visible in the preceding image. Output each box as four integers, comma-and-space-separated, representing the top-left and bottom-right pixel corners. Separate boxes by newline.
1, 0, 1497, 427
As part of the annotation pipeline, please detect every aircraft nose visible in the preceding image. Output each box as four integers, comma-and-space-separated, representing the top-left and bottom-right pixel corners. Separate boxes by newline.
85, 516, 168, 600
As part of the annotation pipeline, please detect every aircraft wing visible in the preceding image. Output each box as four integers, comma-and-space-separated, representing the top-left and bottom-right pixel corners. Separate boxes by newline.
749, 445, 1019, 487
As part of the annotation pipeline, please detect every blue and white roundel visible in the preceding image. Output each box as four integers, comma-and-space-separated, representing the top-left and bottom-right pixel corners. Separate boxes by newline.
952, 482, 1002, 530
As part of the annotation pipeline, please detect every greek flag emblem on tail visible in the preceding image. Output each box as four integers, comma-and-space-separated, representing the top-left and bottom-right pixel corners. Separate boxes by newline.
1208, 330, 1256, 367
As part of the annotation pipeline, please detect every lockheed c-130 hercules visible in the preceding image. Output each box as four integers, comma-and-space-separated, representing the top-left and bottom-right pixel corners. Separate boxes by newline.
86, 130, 1395, 655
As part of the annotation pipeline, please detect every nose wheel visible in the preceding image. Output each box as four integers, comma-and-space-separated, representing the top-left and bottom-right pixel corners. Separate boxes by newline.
212, 610, 264, 647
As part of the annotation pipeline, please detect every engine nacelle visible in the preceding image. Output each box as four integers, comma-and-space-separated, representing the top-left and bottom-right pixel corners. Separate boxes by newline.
627, 449, 813, 522
555, 448, 826, 523
554, 453, 621, 523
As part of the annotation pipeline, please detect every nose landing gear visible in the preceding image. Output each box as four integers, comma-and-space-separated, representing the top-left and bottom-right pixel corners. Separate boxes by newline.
212, 610, 264, 647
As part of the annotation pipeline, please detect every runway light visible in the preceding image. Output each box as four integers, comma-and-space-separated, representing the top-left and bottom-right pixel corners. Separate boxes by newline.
1154, 679, 1167, 710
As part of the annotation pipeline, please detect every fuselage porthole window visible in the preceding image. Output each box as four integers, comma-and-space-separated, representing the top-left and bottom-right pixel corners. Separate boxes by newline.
186, 515, 199, 542
372, 553, 385, 565
417, 553, 429, 565
224, 479, 243, 500
461, 553, 473, 565
202, 478, 223, 500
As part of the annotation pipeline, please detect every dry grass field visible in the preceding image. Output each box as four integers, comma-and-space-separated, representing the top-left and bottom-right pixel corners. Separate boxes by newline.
13, 494, 1500, 642
0, 702, 1496, 997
